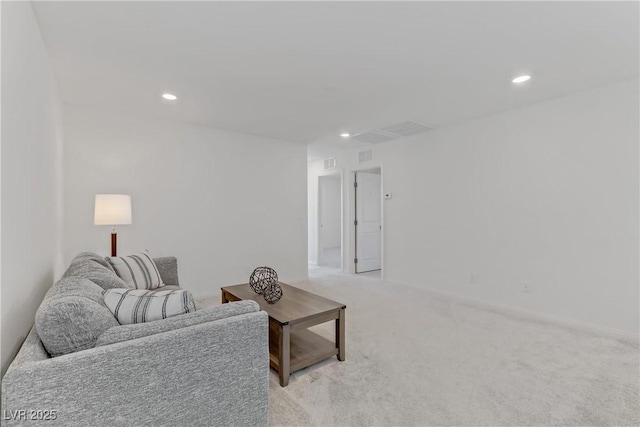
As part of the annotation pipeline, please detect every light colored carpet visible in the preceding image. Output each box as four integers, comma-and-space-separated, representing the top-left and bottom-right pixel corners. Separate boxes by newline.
198, 267, 639, 426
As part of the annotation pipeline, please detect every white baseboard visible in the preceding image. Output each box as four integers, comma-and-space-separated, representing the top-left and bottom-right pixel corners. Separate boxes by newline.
389, 279, 639, 343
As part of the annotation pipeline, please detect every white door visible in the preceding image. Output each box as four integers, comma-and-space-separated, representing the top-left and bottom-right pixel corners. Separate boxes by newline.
355, 171, 381, 272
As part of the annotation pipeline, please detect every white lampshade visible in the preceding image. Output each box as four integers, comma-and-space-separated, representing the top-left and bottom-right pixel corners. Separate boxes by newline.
94, 194, 132, 225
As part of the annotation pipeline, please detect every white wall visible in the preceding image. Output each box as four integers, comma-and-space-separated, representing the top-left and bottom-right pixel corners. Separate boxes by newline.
1, 2, 64, 375
319, 175, 341, 250
63, 106, 308, 298
309, 79, 638, 334
365, 79, 639, 335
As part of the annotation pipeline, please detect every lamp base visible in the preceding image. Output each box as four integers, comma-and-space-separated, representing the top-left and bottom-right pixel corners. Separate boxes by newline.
111, 232, 117, 257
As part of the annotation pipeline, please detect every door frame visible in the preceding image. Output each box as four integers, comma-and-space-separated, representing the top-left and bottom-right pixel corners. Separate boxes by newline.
316, 171, 344, 269
347, 165, 384, 277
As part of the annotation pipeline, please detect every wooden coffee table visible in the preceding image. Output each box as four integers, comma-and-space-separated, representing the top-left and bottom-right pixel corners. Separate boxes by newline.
221, 282, 346, 387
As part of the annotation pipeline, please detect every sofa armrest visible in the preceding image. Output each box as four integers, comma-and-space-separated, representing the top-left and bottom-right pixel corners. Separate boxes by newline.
96, 300, 260, 346
153, 256, 179, 286
1, 311, 269, 427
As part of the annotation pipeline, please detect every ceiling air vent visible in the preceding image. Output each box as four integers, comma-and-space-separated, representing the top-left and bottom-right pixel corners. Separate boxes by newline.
324, 158, 336, 170
351, 120, 434, 145
351, 131, 397, 144
381, 120, 433, 137
358, 149, 373, 163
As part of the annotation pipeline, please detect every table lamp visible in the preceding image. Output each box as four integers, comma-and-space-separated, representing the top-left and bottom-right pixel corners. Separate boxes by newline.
94, 194, 132, 256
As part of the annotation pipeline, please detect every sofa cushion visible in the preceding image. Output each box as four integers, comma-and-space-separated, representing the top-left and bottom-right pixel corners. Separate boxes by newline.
153, 256, 179, 286
63, 252, 128, 290
96, 300, 259, 347
35, 277, 120, 357
103, 288, 196, 325
106, 252, 164, 290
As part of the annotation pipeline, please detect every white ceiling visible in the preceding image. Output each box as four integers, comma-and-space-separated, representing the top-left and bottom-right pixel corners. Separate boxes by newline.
33, 1, 639, 146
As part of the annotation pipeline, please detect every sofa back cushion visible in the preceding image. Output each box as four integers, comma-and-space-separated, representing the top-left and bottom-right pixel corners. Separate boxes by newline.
35, 276, 119, 357
153, 256, 179, 286
63, 252, 128, 290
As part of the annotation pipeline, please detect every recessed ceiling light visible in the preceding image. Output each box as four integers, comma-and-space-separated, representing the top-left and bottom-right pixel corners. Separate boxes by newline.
512, 75, 531, 84
162, 93, 177, 101
340, 133, 351, 138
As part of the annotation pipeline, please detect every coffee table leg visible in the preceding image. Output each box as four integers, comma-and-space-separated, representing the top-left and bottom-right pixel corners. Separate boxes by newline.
279, 323, 290, 386
336, 308, 345, 361
221, 291, 228, 304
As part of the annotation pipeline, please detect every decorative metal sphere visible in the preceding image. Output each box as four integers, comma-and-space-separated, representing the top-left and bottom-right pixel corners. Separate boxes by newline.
263, 282, 283, 304
249, 266, 278, 295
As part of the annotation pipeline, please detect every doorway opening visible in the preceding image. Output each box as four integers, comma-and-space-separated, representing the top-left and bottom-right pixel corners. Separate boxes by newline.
318, 174, 342, 269
354, 168, 382, 274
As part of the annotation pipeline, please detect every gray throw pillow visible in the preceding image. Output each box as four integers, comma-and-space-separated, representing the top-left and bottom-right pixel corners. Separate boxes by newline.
36, 277, 119, 357
68, 251, 115, 272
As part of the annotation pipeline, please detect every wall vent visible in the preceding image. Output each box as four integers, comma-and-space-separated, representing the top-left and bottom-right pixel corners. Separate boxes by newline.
358, 149, 373, 163
324, 158, 336, 170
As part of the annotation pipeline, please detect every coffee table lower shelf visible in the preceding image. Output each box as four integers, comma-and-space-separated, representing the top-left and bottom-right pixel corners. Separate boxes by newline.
269, 329, 338, 373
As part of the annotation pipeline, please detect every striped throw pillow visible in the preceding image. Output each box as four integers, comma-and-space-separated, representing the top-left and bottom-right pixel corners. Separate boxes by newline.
103, 289, 196, 325
106, 252, 164, 290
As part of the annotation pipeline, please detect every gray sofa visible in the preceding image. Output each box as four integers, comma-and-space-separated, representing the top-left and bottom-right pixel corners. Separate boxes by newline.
1, 252, 269, 426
